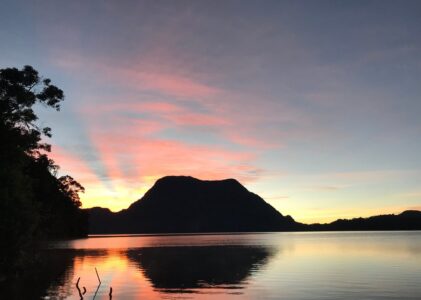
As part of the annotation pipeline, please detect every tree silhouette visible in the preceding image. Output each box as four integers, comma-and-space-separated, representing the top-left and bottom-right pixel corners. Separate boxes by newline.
0, 66, 87, 277
58, 175, 85, 208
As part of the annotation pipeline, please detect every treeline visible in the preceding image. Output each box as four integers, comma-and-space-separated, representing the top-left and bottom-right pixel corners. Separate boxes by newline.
306, 210, 421, 231
0, 66, 87, 277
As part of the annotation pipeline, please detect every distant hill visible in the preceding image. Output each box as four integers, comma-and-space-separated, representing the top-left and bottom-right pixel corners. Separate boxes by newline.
87, 176, 300, 234
309, 210, 421, 231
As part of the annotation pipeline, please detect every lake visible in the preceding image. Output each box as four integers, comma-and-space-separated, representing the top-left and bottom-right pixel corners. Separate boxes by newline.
5, 231, 421, 299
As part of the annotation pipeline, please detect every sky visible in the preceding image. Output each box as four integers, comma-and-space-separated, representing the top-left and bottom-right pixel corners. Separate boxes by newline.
1, 0, 421, 223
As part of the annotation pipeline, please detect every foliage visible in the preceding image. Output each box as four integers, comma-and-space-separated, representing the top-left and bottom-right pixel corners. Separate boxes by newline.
0, 66, 87, 276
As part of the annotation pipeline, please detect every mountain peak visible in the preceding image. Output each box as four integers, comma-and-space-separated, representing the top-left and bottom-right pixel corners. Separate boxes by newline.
147, 176, 248, 199
88, 176, 298, 234
155, 176, 242, 186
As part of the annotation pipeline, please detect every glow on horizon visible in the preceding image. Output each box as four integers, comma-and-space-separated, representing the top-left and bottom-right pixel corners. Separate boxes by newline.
50, 146, 421, 223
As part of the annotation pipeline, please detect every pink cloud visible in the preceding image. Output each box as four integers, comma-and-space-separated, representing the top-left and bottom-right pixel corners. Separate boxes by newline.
80, 99, 230, 129
86, 123, 259, 185
137, 101, 181, 113
124, 101, 229, 127
68, 103, 262, 209
120, 70, 219, 98
167, 112, 229, 127
49, 146, 101, 186
52, 50, 316, 151
52, 51, 219, 99
49, 50, 325, 210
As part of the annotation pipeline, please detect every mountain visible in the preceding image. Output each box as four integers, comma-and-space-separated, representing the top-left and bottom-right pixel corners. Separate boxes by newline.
86, 176, 421, 234
87, 176, 299, 234
309, 210, 421, 231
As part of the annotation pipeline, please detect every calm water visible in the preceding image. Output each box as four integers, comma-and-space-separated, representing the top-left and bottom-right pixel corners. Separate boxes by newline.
8, 231, 421, 299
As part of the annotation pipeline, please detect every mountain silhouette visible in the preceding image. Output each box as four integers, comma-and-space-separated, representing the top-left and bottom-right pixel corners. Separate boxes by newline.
87, 176, 421, 234
87, 176, 299, 234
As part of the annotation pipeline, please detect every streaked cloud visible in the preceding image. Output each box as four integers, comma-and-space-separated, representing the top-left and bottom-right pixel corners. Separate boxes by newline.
3, 0, 421, 220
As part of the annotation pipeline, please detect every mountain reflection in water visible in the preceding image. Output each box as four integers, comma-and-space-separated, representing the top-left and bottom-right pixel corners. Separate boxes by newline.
2, 244, 274, 299
127, 246, 274, 293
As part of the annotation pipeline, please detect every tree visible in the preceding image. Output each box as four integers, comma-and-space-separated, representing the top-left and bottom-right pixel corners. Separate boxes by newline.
58, 175, 85, 208
0, 66, 87, 277
0, 65, 63, 154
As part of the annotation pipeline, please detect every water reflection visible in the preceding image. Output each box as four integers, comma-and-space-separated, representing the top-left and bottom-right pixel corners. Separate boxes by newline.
3, 245, 274, 299
3, 232, 421, 299
127, 246, 274, 293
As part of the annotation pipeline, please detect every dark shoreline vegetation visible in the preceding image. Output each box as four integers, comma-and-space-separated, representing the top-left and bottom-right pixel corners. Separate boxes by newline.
1, 66, 420, 282
0, 66, 88, 279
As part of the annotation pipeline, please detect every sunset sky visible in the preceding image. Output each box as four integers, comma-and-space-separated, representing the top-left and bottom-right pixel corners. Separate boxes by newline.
1, 0, 421, 223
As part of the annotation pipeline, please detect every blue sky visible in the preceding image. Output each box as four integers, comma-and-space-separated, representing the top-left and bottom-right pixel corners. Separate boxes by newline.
1, 0, 421, 222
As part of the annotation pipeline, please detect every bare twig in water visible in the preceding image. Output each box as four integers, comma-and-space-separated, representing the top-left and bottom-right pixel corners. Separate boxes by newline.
92, 283, 100, 300
92, 267, 102, 300
109, 287, 113, 299
95, 267, 101, 284
75, 277, 83, 299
